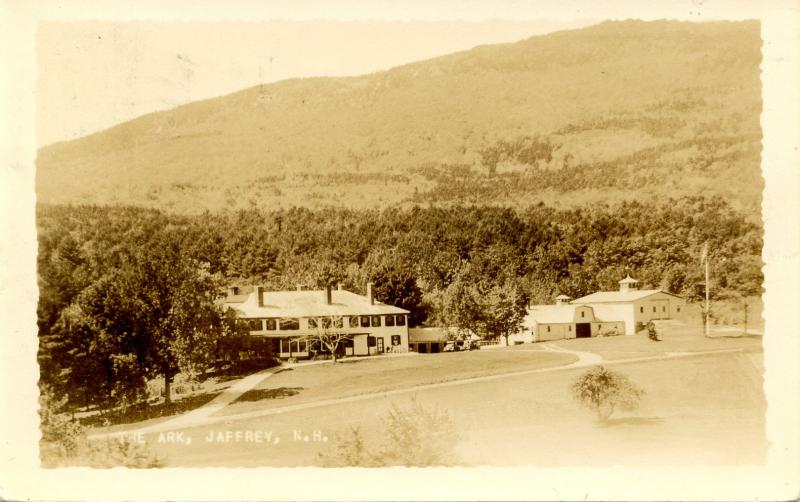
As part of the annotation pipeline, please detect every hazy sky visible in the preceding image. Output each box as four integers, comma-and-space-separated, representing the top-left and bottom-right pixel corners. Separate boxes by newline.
36, 19, 595, 147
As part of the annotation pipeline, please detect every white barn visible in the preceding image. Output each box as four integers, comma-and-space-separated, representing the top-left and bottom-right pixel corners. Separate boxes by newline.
521, 276, 687, 342
525, 303, 625, 342
570, 276, 686, 335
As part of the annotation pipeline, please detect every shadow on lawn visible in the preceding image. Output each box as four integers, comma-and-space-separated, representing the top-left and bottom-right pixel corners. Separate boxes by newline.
234, 387, 304, 403
80, 390, 225, 428
600, 416, 664, 427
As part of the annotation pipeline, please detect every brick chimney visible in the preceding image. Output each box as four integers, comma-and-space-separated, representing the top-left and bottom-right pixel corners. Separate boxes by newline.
256, 286, 264, 307
367, 282, 374, 305
325, 284, 332, 305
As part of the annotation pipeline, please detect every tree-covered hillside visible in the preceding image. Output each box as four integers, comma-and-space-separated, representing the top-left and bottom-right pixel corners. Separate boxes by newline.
36, 20, 762, 214
37, 197, 762, 333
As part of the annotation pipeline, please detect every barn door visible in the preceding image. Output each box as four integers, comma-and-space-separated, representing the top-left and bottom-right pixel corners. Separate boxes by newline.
576, 323, 591, 338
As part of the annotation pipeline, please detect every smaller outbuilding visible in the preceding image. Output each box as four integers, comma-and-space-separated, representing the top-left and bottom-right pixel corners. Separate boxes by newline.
526, 304, 625, 342
408, 327, 481, 353
408, 327, 448, 353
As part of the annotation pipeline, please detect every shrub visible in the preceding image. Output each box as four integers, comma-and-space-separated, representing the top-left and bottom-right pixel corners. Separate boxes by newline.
318, 398, 458, 467
82, 437, 163, 469
39, 388, 85, 459
572, 366, 644, 421
146, 377, 165, 401
39, 386, 163, 468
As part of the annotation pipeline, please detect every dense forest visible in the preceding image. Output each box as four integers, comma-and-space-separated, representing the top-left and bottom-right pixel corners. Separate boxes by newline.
37, 197, 762, 409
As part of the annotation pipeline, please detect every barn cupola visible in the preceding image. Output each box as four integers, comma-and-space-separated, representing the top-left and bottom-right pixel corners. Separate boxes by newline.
619, 276, 639, 292
555, 294, 572, 306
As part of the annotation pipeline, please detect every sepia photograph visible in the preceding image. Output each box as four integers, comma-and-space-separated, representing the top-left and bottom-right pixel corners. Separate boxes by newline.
1, 0, 799, 500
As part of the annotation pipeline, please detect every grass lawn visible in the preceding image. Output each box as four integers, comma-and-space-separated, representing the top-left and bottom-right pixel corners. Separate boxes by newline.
454, 348, 765, 466
549, 328, 762, 360
142, 345, 764, 467
216, 349, 577, 417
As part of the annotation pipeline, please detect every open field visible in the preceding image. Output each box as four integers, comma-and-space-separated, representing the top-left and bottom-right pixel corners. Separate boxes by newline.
216, 349, 574, 417
130, 339, 764, 467
548, 329, 762, 360
87, 348, 574, 436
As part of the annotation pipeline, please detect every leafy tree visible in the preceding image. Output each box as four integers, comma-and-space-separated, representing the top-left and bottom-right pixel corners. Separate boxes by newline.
572, 366, 644, 421
359, 251, 427, 326
127, 237, 229, 404
438, 265, 483, 337
479, 281, 527, 345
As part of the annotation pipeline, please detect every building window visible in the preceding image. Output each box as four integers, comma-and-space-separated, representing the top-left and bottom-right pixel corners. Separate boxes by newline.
599, 324, 602, 329
332, 317, 343, 329
321, 317, 332, 329
281, 339, 306, 353
581, 311, 585, 318
640, 307, 644, 313
349, 316, 360, 328
547, 326, 551, 332
371, 315, 381, 327
653, 306, 656, 313
396, 315, 406, 326
242, 318, 263, 331
677, 306, 681, 313
568, 326, 572, 331
360, 316, 370, 328
308, 318, 318, 329
385, 315, 396, 327
391, 335, 401, 346
662, 306, 666, 312
280, 318, 299, 330
367, 336, 377, 347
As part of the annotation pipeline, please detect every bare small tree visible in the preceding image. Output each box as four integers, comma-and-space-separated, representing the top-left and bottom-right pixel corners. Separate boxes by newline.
307, 315, 351, 363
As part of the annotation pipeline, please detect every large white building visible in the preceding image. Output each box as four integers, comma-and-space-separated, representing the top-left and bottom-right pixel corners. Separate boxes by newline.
523, 276, 686, 341
570, 276, 686, 335
223, 283, 410, 359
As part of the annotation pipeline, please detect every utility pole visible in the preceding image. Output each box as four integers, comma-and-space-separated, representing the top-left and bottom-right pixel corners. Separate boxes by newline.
743, 296, 748, 336
705, 253, 710, 337
701, 240, 711, 337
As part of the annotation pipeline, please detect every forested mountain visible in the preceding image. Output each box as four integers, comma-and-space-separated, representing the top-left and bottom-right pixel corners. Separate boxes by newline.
36, 20, 762, 214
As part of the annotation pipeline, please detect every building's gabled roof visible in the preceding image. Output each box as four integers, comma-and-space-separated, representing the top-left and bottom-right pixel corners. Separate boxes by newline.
409, 327, 449, 342
223, 293, 250, 304
571, 289, 683, 304
224, 289, 410, 318
526, 304, 584, 324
